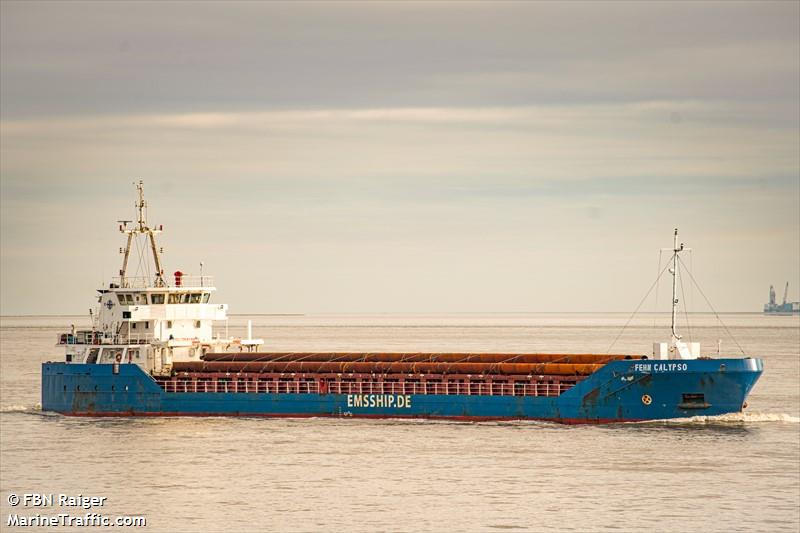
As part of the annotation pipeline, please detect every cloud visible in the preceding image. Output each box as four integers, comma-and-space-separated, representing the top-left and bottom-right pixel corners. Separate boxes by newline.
0, 2, 797, 314
2, 102, 797, 190
2, 2, 797, 116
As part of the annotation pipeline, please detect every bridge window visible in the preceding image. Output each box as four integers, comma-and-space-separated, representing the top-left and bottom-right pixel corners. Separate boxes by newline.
189, 293, 202, 304
171, 293, 191, 303
168, 293, 192, 304
203, 293, 210, 303
167, 321, 173, 328
195, 321, 201, 328
150, 293, 165, 304
117, 293, 133, 305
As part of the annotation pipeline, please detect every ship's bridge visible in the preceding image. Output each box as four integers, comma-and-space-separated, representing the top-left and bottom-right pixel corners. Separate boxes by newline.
57, 181, 261, 373
96, 272, 229, 345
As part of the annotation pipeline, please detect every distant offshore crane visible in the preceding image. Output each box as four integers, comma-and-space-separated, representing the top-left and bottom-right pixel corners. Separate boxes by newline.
764, 282, 800, 314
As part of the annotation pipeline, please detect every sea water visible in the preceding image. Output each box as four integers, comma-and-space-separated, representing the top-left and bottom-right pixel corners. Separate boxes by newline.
1, 313, 798, 532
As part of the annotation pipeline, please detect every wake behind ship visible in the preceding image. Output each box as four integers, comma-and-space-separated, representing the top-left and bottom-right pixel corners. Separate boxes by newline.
42, 182, 763, 423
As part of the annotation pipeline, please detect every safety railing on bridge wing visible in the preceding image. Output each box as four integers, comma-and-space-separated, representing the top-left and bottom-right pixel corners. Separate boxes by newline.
57, 331, 101, 345
111, 275, 214, 289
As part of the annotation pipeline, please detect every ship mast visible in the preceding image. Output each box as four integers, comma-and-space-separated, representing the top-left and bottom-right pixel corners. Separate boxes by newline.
119, 180, 165, 287
669, 228, 687, 350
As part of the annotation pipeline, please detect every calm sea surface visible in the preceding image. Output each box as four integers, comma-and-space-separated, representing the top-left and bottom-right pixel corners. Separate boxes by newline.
1, 313, 798, 532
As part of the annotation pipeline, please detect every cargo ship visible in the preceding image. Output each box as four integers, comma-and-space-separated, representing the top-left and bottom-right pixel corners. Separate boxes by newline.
42, 183, 763, 422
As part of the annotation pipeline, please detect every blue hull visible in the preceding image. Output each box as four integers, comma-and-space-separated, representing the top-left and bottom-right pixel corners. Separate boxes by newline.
41, 358, 763, 423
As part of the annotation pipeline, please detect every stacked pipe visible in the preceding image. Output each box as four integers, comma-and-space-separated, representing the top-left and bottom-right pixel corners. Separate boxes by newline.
200, 352, 640, 364
171, 352, 645, 376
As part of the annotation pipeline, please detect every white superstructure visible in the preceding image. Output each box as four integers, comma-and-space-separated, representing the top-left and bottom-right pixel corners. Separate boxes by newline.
57, 181, 262, 375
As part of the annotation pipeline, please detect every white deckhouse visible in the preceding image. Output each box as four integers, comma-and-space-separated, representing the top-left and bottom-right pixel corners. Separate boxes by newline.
57, 181, 262, 375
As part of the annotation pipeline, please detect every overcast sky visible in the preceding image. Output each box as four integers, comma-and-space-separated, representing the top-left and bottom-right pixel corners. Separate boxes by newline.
1, 1, 798, 315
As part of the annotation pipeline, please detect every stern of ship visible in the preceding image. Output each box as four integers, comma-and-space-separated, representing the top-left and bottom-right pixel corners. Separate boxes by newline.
42, 362, 163, 415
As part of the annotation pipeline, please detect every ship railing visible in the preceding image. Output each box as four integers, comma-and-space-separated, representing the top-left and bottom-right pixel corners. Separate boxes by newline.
156, 378, 578, 397
58, 332, 156, 346
112, 275, 214, 289
57, 331, 102, 345
116, 333, 156, 345
58, 333, 79, 345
